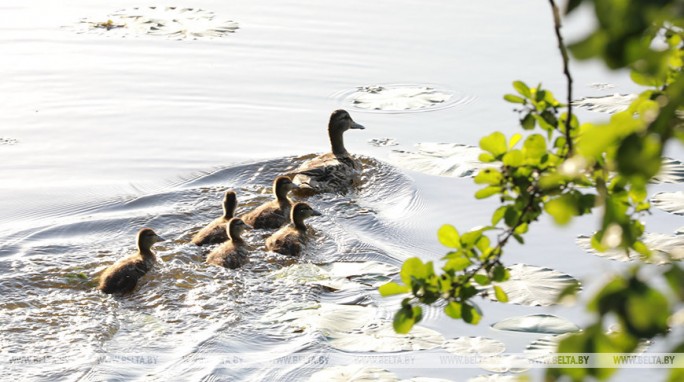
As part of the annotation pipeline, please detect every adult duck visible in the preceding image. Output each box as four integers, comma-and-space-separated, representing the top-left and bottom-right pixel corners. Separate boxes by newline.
241, 176, 298, 229
265, 202, 321, 256
98, 228, 165, 294
206, 218, 251, 269
291, 110, 365, 194
191, 190, 237, 246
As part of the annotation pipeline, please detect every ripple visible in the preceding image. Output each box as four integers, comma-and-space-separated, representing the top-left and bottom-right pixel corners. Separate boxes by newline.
332, 84, 475, 113
0, 155, 430, 380
68, 7, 239, 40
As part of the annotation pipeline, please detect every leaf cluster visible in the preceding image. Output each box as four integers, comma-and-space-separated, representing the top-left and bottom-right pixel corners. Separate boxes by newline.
381, 2, 684, 381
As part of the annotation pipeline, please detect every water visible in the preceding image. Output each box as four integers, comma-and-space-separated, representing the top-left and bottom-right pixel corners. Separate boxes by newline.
1, 1, 680, 381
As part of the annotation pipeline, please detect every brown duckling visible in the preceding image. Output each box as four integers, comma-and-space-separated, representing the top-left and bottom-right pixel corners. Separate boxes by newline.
206, 218, 251, 269
241, 176, 298, 229
98, 228, 165, 294
291, 110, 365, 194
265, 202, 321, 256
191, 190, 237, 246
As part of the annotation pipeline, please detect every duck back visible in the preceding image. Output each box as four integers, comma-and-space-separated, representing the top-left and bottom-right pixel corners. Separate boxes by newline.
266, 226, 304, 256
206, 241, 249, 269
98, 255, 154, 294
191, 217, 229, 246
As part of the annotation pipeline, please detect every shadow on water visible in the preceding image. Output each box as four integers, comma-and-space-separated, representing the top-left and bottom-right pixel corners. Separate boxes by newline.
0, 155, 426, 381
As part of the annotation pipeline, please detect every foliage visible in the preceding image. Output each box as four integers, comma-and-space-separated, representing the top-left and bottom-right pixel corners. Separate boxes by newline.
380, 0, 684, 380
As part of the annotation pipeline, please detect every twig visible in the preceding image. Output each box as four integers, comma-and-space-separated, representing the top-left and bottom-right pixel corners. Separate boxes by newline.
549, 0, 574, 155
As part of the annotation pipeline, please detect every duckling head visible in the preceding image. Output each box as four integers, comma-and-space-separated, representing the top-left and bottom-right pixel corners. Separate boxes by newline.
291, 202, 322, 227
274, 176, 298, 198
137, 228, 165, 252
226, 218, 251, 241
222, 190, 238, 218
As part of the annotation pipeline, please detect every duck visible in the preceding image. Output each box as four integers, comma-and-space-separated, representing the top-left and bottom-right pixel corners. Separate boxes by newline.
291, 109, 365, 194
206, 218, 252, 269
98, 228, 165, 294
191, 190, 237, 246
265, 202, 321, 256
241, 176, 298, 229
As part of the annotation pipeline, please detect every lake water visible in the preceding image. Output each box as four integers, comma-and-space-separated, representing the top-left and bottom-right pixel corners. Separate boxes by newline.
1, 1, 681, 381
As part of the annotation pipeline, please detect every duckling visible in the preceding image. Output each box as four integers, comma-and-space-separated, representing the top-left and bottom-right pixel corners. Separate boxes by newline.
241, 176, 298, 229
98, 228, 165, 294
291, 110, 365, 194
206, 218, 251, 269
266, 202, 321, 256
191, 190, 237, 246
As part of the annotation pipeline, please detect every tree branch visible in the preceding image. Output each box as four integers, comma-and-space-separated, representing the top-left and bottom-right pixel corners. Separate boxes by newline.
549, 0, 574, 155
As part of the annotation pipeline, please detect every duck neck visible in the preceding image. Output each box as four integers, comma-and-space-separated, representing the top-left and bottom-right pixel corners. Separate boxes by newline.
274, 186, 291, 206
293, 216, 308, 232
222, 203, 235, 219
229, 231, 245, 246
138, 244, 156, 259
329, 127, 348, 156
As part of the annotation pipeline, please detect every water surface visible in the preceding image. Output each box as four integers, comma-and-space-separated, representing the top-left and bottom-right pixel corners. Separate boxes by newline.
1, 1, 678, 381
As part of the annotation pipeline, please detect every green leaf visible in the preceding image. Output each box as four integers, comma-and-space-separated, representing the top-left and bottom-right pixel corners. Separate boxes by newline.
491, 265, 508, 282
378, 282, 410, 296
479, 132, 508, 158
624, 284, 669, 337
502, 150, 524, 167
400, 257, 425, 286
513, 81, 532, 98
491, 206, 507, 225
664, 265, 684, 300
632, 240, 651, 257
493, 285, 509, 302
522, 134, 548, 165
512, 233, 524, 244
444, 301, 462, 319
478, 152, 496, 163
616, 133, 662, 182
473, 274, 490, 286
533, 113, 555, 131
474, 168, 503, 185
475, 186, 501, 199
521, 112, 536, 130
437, 224, 460, 248
444, 257, 471, 272
569, 31, 607, 61
461, 303, 482, 325
504, 94, 525, 104
509, 133, 523, 148
461, 229, 484, 247
565, 0, 584, 14
503, 207, 520, 227
393, 304, 417, 334
544, 196, 576, 225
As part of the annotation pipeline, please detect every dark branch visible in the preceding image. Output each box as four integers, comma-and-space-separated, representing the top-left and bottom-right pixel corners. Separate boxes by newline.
549, 0, 574, 155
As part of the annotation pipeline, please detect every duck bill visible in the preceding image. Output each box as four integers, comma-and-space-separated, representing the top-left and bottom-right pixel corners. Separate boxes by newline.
155, 235, 167, 242
350, 121, 365, 130
311, 209, 322, 216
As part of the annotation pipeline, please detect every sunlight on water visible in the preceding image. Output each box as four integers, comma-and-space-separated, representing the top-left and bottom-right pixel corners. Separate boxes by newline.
1, 1, 678, 381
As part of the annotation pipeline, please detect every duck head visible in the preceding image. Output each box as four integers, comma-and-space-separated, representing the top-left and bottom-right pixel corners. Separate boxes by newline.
222, 190, 238, 219
226, 218, 251, 242
328, 109, 365, 156
137, 228, 165, 252
329, 109, 365, 132
274, 176, 298, 200
290, 202, 322, 230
